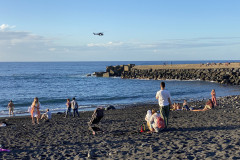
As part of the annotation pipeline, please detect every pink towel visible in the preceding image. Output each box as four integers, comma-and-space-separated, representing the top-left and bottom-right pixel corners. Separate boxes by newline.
0, 148, 10, 152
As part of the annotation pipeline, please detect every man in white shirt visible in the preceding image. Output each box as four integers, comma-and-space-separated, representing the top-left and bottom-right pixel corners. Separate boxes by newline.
71, 97, 79, 117
156, 82, 171, 129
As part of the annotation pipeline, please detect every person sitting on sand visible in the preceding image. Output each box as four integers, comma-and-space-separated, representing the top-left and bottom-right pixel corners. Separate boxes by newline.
41, 109, 52, 122
145, 110, 152, 130
88, 107, 104, 135
149, 110, 163, 133
192, 99, 214, 111
31, 97, 41, 125
211, 89, 217, 107
7, 100, 15, 117
176, 103, 182, 111
182, 100, 190, 111
171, 103, 177, 111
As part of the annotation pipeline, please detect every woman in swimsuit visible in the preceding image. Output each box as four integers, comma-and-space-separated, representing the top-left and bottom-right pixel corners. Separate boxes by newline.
31, 97, 41, 125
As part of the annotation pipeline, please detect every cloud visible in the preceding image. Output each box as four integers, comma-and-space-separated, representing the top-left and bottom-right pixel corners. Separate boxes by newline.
48, 48, 56, 51
86, 37, 240, 52
0, 24, 16, 31
87, 41, 124, 47
0, 25, 239, 61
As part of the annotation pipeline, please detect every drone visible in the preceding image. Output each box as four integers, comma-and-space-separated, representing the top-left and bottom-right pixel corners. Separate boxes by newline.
93, 32, 104, 36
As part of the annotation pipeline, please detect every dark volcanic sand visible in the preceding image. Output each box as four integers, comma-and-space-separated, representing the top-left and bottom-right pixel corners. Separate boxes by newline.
1, 95, 240, 159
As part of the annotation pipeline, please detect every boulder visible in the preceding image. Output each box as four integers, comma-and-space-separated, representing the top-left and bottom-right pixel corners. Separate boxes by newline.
105, 105, 116, 110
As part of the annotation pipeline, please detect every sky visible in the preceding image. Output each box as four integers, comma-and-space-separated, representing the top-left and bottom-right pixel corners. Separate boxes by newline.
0, 0, 240, 62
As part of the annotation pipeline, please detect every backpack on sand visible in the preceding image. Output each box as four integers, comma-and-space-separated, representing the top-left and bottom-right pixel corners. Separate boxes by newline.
156, 116, 165, 129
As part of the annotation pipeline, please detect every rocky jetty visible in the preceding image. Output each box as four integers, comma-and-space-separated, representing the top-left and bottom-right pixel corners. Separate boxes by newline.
122, 67, 240, 85
95, 63, 240, 85
93, 64, 135, 77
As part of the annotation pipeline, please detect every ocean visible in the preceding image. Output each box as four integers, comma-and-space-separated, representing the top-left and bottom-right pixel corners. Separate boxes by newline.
0, 61, 240, 117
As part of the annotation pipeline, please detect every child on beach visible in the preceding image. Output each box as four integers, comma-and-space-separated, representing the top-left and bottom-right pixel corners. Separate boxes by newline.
41, 109, 52, 122
211, 89, 217, 106
7, 100, 15, 117
31, 97, 41, 125
145, 110, 152, 130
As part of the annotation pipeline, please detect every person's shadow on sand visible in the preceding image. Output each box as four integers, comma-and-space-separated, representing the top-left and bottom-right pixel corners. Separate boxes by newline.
167, 125, 240, 132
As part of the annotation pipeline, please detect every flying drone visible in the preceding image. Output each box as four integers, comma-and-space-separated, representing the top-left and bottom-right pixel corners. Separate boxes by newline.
93, 32, 104, 36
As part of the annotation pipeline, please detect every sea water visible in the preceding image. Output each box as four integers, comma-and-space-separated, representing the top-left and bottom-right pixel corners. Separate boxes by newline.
0, 61, 240, 117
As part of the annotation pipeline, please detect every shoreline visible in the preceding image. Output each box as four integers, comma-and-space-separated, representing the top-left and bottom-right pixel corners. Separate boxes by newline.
0, 95, 228, 119
1, 95, 240, 159
0, 93, 237, 119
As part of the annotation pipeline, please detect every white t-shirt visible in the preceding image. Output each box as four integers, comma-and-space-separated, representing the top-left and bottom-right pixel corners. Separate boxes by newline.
156, 89, 171, 106
46, 111, 52, 119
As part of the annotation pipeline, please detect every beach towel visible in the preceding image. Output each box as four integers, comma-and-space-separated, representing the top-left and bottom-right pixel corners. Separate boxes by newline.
0, 148, 10, 152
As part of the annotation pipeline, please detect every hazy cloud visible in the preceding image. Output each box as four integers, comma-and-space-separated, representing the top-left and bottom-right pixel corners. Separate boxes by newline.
0, 24, 16, 31
87, 41, 124, 47
0, 25, 239, 61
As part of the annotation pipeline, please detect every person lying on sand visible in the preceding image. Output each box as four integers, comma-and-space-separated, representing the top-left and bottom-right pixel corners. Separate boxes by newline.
0, 122, 7, 127
191, 99, 214, 111
41, 109, 52, 122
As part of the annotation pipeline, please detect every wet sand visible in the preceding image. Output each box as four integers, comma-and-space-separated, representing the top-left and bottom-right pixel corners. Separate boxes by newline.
1, 95, 240, 159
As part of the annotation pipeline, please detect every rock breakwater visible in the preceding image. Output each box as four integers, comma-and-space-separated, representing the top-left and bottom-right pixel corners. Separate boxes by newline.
95, 63, 240, 85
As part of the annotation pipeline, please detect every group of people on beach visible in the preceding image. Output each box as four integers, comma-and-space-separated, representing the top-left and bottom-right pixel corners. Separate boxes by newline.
6, 81, 218, 131
29, 96, 81, 125
144, 82, 171, 133
145, 82, 218, 133
6, 97, 80, 125
65, 97, 80, 118
29, 97, 52, 125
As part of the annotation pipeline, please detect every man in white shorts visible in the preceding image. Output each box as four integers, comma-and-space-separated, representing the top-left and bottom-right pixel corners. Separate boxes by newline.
156, 82, 171, 129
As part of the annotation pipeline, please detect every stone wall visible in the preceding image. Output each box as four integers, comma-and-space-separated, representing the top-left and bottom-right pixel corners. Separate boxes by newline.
121, 67, 240, 85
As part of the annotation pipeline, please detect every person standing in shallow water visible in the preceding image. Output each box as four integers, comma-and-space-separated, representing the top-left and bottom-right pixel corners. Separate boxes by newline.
156, 82, 171, 129
7, 100, 15, 117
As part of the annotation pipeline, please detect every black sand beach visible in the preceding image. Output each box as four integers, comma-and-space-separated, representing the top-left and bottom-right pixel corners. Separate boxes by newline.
1, 95, 240, 159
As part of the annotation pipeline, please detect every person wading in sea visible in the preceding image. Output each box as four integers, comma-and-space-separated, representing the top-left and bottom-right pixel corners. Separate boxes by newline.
7, 100, 15, 117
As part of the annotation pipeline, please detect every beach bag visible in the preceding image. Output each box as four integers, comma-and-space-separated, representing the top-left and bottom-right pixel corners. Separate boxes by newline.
156, 116, 165, 129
